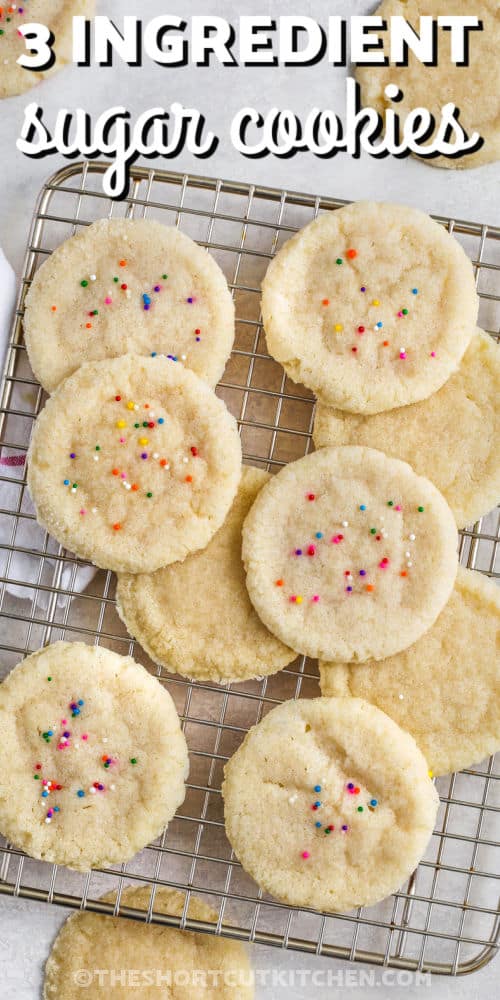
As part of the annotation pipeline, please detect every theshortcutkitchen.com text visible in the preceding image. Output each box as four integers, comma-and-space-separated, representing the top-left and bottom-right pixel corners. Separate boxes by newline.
16, 15, 484, 198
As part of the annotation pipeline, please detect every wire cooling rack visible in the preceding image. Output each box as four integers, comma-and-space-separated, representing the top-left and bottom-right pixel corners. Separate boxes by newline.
0, 163, 498, 978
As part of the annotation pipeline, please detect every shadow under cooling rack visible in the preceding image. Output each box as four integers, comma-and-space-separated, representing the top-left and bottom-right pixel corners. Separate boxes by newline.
0, 162, 499, 977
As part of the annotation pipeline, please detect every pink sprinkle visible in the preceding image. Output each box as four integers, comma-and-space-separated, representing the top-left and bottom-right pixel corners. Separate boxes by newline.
79, 509, 86, 516
395, 505, 402, 511
120, 472, 126, 479
81, 734, 88, 741
119, 437, 126, 443
301, 851, 310, 859
57, 743, 66, 750
312, 595, 320, 603
430, 351, 436, 357
307, 545, 316, 556
399, 351, 406, 360
379, 558, 389, 568
331, 534, 344, 544
398, 311, 403, 317
42, 780, 48, 786
289, 595, 297, 603
105, 297, 112, 305
61, 719, 67, 725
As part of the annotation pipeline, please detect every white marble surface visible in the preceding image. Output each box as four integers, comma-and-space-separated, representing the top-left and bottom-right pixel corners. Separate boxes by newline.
0, 1, 497, 997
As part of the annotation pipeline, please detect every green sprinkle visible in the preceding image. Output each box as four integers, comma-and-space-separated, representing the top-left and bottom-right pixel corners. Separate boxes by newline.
80, 280, 88, 288
95, 445, 100, 451
47, 677, 52, 682
34, 774, 40, 780
146, 492, 153, 498
130, 757, 137, 765
402, 308, 409, 315
336, 258, 343, 265
162, 274, 168, 280
113, 276, 119, 283
92, 310, 99, 316
0, 30, 4, 36
418, 506, 425, 512
142, 421, 148, 428
357, 806, 364, 812
72, 483, 78, 489
134, 423, 140, 428
387, 500, 394, 507
370, 528, 376, 535
325, 828, 331, 834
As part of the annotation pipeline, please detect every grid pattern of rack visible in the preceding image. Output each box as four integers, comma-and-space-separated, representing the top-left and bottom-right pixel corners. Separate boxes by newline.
0, 162, 498, 977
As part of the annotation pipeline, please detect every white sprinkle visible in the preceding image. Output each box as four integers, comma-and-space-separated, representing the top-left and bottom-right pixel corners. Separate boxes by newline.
405, 551, 411, 558
89, 274, 96, 282
181, 354, 187, 361
134, 404, 139, 411
409, 533, 416, 541
124, 483, 131, 490
89, 787, 96, 794
125, 289, 131, 299
153, 453, 159, 460
288, 794, 298, 805
71, 487, 77, 494
93, 455, 99, 462
110, 784, 116, 791
399, 693, 404, 700
91, 507, 97, 514
183, 456, 189, 464
164, 463, 170, 471
342, 521, 349, 528
401, 346, 406, 352
45, 818, 51, 824
407, 561, 413, 568
103, 738, 108, 743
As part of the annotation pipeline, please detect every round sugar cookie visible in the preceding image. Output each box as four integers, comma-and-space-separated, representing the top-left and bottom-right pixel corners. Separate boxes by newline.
44, 886, 253, 999
27, 355, 242, 574
116, 467, 296, 683
0, 642, 189, 871
24, 218, 235, 393
223, 698, 439, 912
261, 202, 477, 413
242, 446, 458, 662
0, 2, 95, 99
356, 0, 500, 170
320, 568, 500, 777
313, 330, 500, 529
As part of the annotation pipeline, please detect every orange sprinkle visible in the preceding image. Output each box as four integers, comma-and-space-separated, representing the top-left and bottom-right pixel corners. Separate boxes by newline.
119, 259, 127, 267
365, 584, 375, 592
400, 570, 408, 577
144, 403, 150, 409
322, 298, 330, 306
113, 523, 121, 531
86, 323, 92, 329
275, 579, 284, 587
131, 484, 139, 491
51, 305, 57, 312
347, 248, 357, 259
383, 340, 389, 347
112, 468, 119, 476
159, 459, 168, 467
185, 475, 193, 483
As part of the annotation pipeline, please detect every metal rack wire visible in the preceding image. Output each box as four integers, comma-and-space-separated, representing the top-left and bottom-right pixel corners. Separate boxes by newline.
0, 162, 498, 977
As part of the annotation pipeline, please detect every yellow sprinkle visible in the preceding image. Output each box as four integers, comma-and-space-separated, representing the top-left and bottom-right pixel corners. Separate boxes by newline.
126, 401, 135, 410
372, 299, 380, 307
116, 420, 126, 429
295, 595, 303, 604
139, 437, 149, 446
334, 324, 343, 332
428, 770, 434, 778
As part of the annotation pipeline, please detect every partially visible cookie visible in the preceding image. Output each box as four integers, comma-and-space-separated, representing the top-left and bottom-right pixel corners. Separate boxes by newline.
356, 0, 500, 169
223, 698, 439, 912
242, 446, 458, 662
27, 355, 242, 574
44, 886, 254, 999
116, 467, 296, 684
313, 330, 500, 528
320, 568, 500, 777
24, 218, 235, 392
0, 642, 188, 871
262, 202, 477, 413
0, 2, 95, 99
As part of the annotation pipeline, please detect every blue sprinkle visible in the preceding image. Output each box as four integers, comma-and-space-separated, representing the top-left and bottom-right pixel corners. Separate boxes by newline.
47, 730, 53, 737
412, 288, 418, 295
359, 504, 366, 511
151, 352, 157, 357
158, 418, 164, 425
370, 799, 378, 807
376, 321, 383, 329
54, 806, 60, 812
314, 785, 321, 793
63, 480, 70, 486
315, 532, 323, 539
315, 821, 322, 828
77, 790, 85, 798
78, 699, 84, 706
41, 791, 48, 798
314, 800, 321, 808
142, 294, 151, 304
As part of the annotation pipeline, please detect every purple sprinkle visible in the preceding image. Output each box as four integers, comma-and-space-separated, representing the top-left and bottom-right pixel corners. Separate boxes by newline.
70, 453, 76, 459
347, 782, 354, 789
195, 336, 201, 342
187, 297, 193, 304
342, 824, 348, 831
141, 452, 148, 460
97, 783, 104, 791
360, 286, 366, 293
154, 285, 161, 293
63, 731, 70, 738
359, 570, 366, 577
295, 549, 302, 556
144, 304, 150, 311
346, 586, 353, 592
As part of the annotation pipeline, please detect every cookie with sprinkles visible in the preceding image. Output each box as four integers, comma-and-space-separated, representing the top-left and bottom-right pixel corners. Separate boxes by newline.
24, 218, 235, 393
320, 567, 500, 777
0, 642, 188, 871
0, 1, 95, 98
261, 201, 477, 413
43, 886, 254, 1000
223, 697, 438, 912
116, 467, 296, 684
356, 0, 500, 170
242, 446, 458, 662
313, 330, 500, 529
27, 354, 242, 574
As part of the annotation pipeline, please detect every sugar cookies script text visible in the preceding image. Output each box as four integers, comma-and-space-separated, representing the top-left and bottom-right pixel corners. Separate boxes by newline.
16, 15, 485, 197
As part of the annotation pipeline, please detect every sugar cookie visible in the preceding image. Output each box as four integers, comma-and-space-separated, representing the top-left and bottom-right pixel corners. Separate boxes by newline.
242, 446, 458, 661
320, 568, 500, 776
24, 218, 234, 392
223, 698, 439, 912
313, 330, 500, 528
356, 0, 500, 169
27, 355, 242, 574
0, 2, 95, 99
262, 202, 477, 413
116, 467, 295, 683
0, 642, 188, 871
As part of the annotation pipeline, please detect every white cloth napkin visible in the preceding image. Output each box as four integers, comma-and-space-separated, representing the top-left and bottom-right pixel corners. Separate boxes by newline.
0, 247, 95, 606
